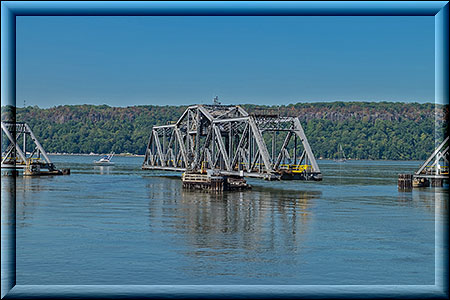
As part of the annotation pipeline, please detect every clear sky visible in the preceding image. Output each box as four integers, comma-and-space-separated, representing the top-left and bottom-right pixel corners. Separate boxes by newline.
16, 16, 435, 108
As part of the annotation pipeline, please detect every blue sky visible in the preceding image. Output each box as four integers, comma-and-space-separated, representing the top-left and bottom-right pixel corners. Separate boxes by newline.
16, 16, 434, 108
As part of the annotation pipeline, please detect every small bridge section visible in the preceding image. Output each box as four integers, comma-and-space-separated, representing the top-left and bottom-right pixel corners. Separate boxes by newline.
1, 121, 66, 175
413, 136, 449, 186
142, 105, 322, 181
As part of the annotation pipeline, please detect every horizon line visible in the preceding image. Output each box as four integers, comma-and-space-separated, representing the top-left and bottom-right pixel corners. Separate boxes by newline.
7, 100, 444, 109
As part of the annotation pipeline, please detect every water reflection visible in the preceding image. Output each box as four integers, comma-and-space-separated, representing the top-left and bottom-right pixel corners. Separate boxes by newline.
94, 166, 112, 175
146, 180, 321, 277
15, 176, 55, 226
397, 188, 448, 216
9, 157, 444, 285
1, 176, 16, 297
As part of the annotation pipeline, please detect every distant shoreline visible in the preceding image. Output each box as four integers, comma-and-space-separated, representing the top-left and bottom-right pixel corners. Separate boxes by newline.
7, 102, 443, 161
4, 100, 442, 110
46, 153, 422, 162
47, 153, 145, 157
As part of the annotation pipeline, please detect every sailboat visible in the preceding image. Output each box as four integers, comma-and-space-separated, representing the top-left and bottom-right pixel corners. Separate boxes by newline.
334, 144, 346, 162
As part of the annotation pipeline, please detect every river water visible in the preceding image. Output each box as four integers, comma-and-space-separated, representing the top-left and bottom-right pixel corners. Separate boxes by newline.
7, 156, 448, 285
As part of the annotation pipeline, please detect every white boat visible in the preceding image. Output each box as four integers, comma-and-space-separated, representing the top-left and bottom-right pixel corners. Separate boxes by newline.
93, 153, 115, 166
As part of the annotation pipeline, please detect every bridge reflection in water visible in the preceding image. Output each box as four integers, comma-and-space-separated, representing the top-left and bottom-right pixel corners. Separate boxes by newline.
146, 177, 321, 278
1, 176, 15, 297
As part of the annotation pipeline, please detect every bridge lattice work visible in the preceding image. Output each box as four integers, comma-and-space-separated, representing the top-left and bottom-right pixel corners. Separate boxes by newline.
1, 121, 56, 170
142, 105, 322, 181
415, 136, 449, 179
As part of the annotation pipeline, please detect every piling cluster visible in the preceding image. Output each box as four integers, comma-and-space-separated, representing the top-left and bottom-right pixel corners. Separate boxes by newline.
398, 173, 447, 190
397, 174, 413, 190
182, 172, 250, 192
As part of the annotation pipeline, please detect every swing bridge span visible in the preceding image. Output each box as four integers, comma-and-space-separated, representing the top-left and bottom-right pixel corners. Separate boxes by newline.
142, 104, 322, 181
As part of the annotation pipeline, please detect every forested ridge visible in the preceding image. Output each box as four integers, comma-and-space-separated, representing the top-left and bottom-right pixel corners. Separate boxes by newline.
2, 102, 448, 160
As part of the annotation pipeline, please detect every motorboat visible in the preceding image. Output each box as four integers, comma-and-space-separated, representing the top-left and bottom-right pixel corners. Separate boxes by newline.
93, 153, 115, 166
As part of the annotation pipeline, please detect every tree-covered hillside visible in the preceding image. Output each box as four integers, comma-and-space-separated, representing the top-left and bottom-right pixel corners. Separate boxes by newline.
2, 102, 447, 160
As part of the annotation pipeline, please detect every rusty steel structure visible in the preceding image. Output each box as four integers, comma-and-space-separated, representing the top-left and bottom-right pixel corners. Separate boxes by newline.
142, 104, 322, 181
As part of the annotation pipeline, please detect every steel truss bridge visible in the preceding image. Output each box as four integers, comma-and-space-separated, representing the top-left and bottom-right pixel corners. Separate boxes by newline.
1, 121, 56, 171
415, 136, 449, 180
142, 105, 322, 181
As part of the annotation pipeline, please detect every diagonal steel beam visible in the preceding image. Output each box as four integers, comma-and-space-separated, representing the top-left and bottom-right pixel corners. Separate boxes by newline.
197, 127, 213, 169
239, 148, 250, 171
416, 136, 449, 175
197, 105, 214, 122
297, 150, 306, 166
248, 116, 273, 172
165, 129, 176, 164
1, 146, 15, 164
215, 106, 237, 120
250, 149, 260, 171
430, 146, 449, 167
175, 127, 188, 168
1, 122, 27, 163
143, 131, 154, 165
274, 131, 292, 169
213, 125, 231, 171
231, 123, 249, 170
205, 148, 213, 168
292, 118, 320, 173
236, 105, 249, 117
153, 129, 166, 167
24, 123, 52, 165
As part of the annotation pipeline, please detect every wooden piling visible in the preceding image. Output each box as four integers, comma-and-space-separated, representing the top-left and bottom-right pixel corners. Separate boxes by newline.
398, 174, 413, 190
181, 172, 250, 192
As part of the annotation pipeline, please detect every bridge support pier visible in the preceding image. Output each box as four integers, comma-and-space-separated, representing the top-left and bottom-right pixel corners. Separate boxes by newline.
398, 173, 413, 190
182, 172, 250, 192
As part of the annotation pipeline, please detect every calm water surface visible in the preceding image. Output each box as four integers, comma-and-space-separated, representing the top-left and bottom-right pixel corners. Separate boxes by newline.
7, 156, 448, 284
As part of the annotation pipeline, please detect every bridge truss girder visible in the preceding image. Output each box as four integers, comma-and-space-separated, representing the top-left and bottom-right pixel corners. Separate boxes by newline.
1, 121, 55, 170
142, 105, 322, 180
415, 136, 449, 177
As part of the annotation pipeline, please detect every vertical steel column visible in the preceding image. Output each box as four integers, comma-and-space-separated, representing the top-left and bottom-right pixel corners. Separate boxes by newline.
294, 134, 297, 165
229, 122, 232, 163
